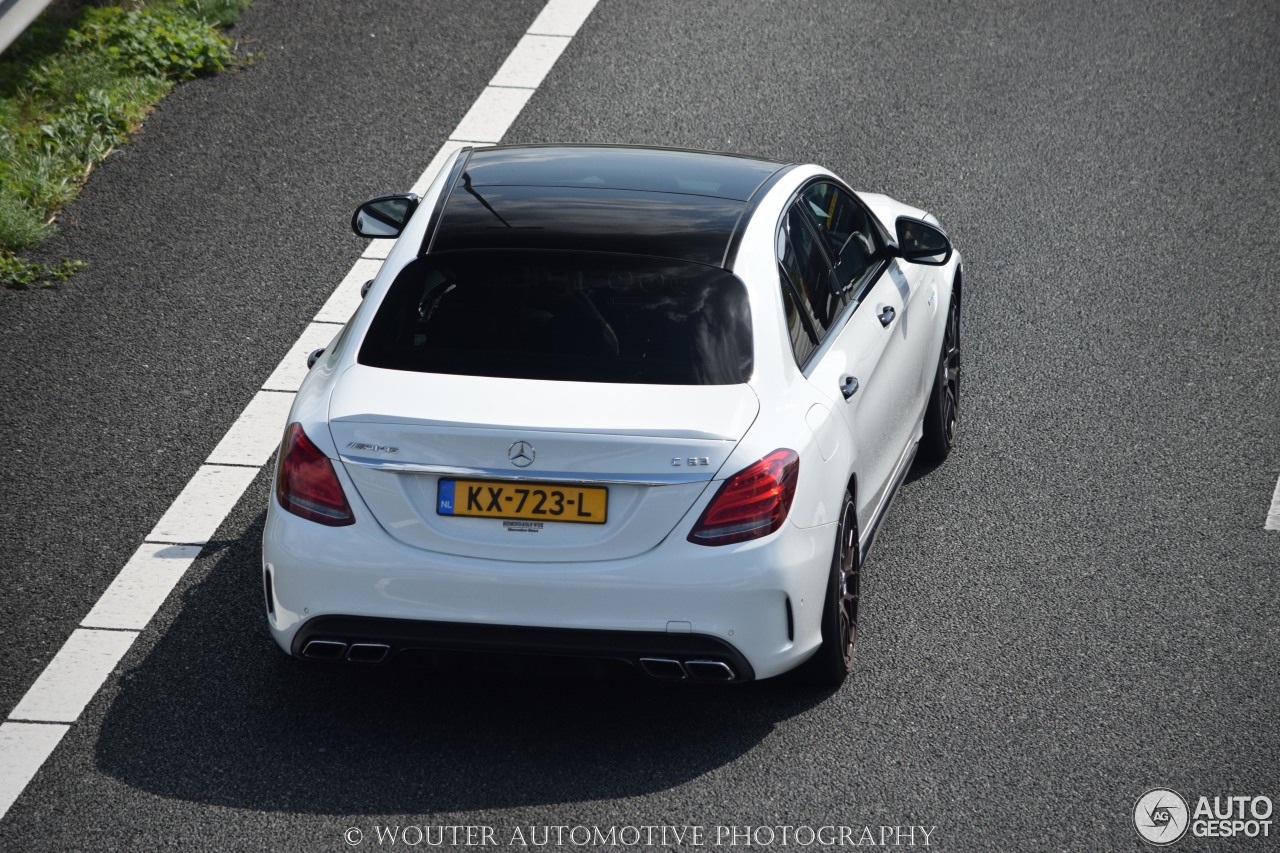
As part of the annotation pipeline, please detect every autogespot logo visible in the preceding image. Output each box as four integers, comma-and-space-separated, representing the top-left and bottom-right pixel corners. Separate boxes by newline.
1135, 788, 1190, 846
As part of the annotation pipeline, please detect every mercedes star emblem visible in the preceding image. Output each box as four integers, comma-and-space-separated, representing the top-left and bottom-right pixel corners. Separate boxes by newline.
508, 440, 535, 468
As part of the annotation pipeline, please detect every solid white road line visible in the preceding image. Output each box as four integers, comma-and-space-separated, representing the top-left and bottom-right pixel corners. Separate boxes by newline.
0, 0, 600, 821
1267, 473, 1280, 531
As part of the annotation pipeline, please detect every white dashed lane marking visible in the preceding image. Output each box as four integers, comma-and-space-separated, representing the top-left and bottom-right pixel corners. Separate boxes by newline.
491, 35, 573, 88
81, 544, 203, 632
528, 0, 598, 36
0, 724, 69, 820
261, 322, 343, 392
207, 390, 297, 467
145, 464, 262, 546
9, 630, 138, 724
317, 257, 383, 323
452, 87, 538, 143
1267, 472, 1280, 531
0, 0, 600, 820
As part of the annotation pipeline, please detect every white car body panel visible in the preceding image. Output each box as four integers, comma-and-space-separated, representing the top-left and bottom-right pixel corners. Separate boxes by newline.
263, 498, 834, 680
325, 371, 759, 560
263, 146, 962, 682
855, 191, 932, 239
328, 367, 759, 440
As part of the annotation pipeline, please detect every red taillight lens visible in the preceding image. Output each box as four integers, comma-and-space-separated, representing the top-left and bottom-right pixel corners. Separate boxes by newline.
687, 449, 799, 546
276, 423, 355, 526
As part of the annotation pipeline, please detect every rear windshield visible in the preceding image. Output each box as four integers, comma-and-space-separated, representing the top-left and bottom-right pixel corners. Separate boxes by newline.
359, 252, 753, 385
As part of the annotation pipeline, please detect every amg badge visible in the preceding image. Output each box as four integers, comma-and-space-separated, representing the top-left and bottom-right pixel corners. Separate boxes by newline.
346, 442, 399, 454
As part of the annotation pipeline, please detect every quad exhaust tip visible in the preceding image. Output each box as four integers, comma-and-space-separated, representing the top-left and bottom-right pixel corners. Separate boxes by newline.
301, 639, 348, 661
639, 657, 687, 679
639, 657, 736, 682
346, 643, 391, 664
685, 659, 735, 681
301, 640, 392, 663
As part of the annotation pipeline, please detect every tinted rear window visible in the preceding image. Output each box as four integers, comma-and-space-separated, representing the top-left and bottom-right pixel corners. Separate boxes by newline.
359, 252, 753, 385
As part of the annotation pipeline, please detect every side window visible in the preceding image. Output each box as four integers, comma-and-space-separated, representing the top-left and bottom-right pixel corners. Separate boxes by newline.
778, 205, 838, 336
777, 270, 817, 365
800, 181, 878, 292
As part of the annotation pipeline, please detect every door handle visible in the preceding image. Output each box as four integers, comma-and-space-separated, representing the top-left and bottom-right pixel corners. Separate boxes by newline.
878, 306, 896, 327
840, 375, 859, 400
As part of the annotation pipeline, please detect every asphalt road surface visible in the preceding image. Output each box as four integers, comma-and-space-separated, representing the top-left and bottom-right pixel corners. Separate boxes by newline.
1, 0, 1277, 850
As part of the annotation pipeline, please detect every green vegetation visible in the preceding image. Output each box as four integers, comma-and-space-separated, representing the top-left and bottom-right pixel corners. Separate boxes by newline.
0, 0, 251, 289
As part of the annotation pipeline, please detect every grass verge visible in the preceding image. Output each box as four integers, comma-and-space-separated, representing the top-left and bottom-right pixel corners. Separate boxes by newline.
0, 0, 251, 289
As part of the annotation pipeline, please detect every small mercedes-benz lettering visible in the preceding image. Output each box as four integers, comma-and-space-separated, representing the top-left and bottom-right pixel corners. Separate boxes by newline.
265, 144, 963, 686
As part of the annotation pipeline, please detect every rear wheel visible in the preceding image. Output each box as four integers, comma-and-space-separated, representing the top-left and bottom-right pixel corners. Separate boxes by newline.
920, 295, 960, 463
799, 491, 859, 688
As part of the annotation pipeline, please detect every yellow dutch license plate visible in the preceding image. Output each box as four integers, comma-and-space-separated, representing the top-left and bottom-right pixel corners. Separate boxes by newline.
437, 479, 608, 524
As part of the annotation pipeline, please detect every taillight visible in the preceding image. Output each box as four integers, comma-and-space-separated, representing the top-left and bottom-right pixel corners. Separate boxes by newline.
276, 423, 355, 526
687, 449, 799, 546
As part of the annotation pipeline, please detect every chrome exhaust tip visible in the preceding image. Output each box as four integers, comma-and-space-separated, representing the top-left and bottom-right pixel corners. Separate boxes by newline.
639, 657, 687, 680
346, 643, 391, 664
685, 660, 735, 681
301, 639, 348, 661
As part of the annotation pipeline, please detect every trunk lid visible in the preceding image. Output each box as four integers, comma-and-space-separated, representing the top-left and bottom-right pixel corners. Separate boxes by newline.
329, 366, 759, 561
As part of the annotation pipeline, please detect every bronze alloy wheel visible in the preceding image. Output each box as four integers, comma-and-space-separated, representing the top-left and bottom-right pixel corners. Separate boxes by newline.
834, 494, 859, 669
800, 490, 859, 687
922, 295, 960, 462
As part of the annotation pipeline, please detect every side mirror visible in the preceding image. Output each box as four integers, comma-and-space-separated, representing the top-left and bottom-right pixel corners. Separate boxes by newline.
894, 216, 952, 266
351, 193, 419, 238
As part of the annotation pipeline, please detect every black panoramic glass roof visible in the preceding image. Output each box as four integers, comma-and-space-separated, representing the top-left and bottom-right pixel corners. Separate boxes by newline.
432, 185, 744, 267
427, 146, 790, 267
461, 145, 785, 201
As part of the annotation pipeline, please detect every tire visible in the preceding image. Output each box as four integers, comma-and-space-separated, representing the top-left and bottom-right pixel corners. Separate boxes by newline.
920, 294, 960, 464
799, 490, 859, 688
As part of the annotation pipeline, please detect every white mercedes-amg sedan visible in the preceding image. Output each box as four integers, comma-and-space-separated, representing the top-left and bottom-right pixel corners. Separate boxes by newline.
263, 144, 962, 686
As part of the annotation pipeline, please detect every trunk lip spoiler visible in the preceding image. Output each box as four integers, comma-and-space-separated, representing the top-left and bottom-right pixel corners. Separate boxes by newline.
329, 415, 743, 442
338, 456, 719, 486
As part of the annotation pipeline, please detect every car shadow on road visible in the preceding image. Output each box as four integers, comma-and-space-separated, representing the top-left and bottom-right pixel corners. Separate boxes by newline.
904, 450, 945, 484
93, 509, 830, 814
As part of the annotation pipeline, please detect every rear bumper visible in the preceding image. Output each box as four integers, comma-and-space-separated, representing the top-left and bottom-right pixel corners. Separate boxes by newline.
263, 499, 836, 681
